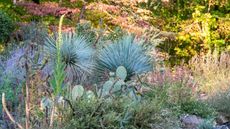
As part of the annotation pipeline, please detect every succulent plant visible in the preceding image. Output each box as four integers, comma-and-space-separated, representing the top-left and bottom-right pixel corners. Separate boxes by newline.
85, 90, 95, 101
99, 66, 139, 99
71, 85, 96, 102
44, 33, 95, 83
101, 80, 113, 97
72, 85, 85, 101
97, 35, 152, 79
116, 66, 127, 80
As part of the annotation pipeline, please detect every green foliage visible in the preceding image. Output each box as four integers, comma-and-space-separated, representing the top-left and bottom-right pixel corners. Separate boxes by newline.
0, 77, 20, 113
2, 0, 230, 128
207, 88, 230, 115
0, 0, 26, 21
148, 81, 216, 118
97, 35, 153, 79
49, 15, 66, 96
0, 10, 15, 44
181, 101, 216, 118
151, 0, 230, 65
198, 119, 214, 129
85, 90, 95, 100
76, 22, 98, 44
102, 26, 127, 42
62, 68, 182, 128
149, 81, 193, 107
62, 93, 180, 129
85, 9, 109, 27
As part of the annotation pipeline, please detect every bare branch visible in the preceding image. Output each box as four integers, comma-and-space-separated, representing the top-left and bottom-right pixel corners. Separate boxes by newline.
2, 93, 24, 129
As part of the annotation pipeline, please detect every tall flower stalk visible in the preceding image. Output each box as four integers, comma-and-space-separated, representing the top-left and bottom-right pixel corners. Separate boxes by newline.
52, 14, 65, 96
50, 14, 66, 127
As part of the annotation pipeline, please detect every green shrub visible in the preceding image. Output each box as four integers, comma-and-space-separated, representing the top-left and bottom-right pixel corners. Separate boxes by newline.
76, 22, 97, 44
0, 77, 19, 113
0, 10, 15, 44
59, 66, 180, 129
148, 79, 216, 118
181, 101, 216, 118
198, 119, 214, 129
208, 88, 230, 115
153, 1, 230, 65
62, 95, 180, 129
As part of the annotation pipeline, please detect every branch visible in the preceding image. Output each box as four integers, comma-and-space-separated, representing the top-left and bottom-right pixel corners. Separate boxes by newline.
2, 93, 24, 129
63, 98, 75, 115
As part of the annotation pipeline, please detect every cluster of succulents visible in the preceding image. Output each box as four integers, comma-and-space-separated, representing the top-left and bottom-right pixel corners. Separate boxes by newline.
43, 33, 152, 84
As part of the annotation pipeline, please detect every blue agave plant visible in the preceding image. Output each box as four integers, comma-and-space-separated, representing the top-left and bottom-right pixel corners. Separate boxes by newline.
97, 35, 153, 78
44, 33, 95, 82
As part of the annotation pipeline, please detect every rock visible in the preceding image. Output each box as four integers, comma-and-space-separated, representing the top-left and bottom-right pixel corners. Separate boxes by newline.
180, 115, 203, 129
225, 122, 230, 128
216, 115, 229, 125
214, 125, 229, 129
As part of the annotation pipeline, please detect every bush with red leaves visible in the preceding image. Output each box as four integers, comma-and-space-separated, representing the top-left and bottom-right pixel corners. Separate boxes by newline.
17, 2, 80, 17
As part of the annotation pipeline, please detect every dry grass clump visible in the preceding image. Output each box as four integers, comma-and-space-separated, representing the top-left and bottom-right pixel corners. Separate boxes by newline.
189, 51, 230, 95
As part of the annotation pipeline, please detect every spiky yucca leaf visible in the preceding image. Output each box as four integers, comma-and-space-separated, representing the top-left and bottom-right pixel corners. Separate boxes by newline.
45, 33, 95, 77
97, 35, 152, 78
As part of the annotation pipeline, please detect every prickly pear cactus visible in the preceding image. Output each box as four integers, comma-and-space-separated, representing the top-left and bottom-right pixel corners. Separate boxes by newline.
116, 66, 127, 80
102, 80, 113, 96
112, 80, 125, 92
85, 90, 95, 101
72, 85, 84, 101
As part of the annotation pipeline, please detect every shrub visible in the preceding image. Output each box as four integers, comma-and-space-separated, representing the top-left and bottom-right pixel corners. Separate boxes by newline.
97, 35, 153, 79
76, 22, 97, 44
198, 119, 214, 129
148, 81, 216, 119
60, 66, 180, 129
19, 22, 46, 44
156, 4, 230, 65
147, 67, 216, 118
0, 10, 15, 44
207, 88, 230, 115
181, 101, 216, 118
62, 95, 180, 129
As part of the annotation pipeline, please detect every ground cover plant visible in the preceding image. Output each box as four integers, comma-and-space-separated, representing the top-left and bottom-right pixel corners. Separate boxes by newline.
0, 0, 229, 129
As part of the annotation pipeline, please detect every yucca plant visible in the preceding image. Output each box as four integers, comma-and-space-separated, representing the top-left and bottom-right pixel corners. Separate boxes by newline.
97, 35, 153, 79
44, 32, 95, 83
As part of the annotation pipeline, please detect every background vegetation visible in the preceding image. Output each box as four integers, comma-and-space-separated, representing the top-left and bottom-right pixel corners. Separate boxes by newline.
0, 0, 229, 128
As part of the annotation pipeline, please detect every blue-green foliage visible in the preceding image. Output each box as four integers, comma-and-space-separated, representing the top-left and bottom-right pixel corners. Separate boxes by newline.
45, 33, 95, 75
97, 35, 152, 78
